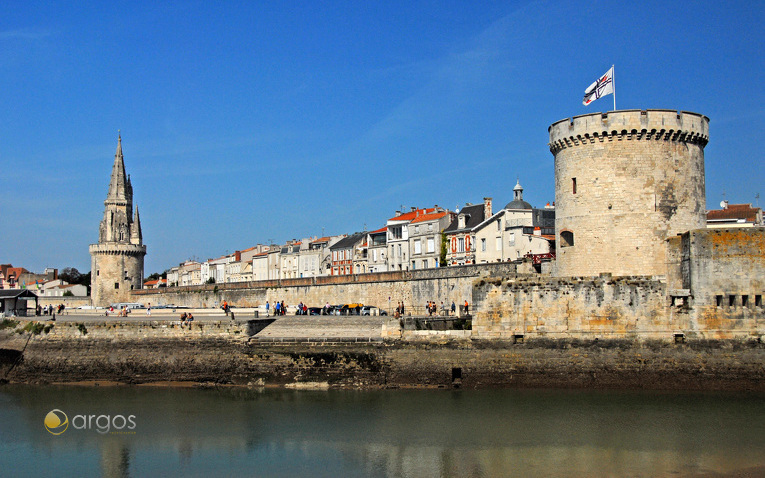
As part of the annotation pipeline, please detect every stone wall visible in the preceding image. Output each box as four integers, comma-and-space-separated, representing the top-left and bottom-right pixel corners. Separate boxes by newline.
472, 274, 673, 339
667, 228, 765, 338
549, 109, 709, 277
133, 263, 517, 313
3, 322, 763, 391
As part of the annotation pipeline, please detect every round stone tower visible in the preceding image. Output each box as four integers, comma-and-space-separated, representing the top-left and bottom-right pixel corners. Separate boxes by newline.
89, 135, 147, 306
548, 109, 709, 277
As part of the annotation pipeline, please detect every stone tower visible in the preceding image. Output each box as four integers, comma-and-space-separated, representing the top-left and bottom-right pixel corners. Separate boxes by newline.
548, 109, 709, 277
89, 134, 147, 306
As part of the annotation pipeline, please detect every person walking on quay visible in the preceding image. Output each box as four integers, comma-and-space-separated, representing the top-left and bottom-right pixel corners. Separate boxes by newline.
451, 301, 456, 316
266, 301, 270, 317
275, 301, 281, 316
464, 300, 469, 316
281, 300, 286, 316
146, 303, 151, 316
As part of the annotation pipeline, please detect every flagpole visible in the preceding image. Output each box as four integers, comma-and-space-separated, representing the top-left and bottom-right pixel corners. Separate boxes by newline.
612, 64, 616, 111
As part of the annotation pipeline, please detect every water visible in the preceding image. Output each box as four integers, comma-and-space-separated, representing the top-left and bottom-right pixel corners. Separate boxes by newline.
1, 385, 763, 477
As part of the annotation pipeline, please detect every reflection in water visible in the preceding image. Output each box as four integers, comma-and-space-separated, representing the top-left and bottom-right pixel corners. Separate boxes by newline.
101, 440, 130, 478
0, 385, 763, 477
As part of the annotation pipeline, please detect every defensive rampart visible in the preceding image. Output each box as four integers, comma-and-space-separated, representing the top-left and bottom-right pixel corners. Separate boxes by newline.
133, 263, 517, 312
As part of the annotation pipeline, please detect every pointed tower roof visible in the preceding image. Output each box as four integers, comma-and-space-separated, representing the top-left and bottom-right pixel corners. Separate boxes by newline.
504, 179, 532, 210
106, 133, 129, 201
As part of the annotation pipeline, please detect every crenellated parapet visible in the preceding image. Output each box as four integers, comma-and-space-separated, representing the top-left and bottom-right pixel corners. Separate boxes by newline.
89, 243, 147, 257
549, 109, 709, 154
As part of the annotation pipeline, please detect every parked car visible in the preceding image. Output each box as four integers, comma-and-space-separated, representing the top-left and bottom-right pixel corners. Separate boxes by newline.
361, 306, 387, 316
307, 307, 323, 315
340, 303, 363, 315
326, 305, 342, 315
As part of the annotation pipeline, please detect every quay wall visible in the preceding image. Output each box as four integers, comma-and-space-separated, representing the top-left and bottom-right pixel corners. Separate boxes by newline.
133, 263, 517, 313
1, 322, 763, 391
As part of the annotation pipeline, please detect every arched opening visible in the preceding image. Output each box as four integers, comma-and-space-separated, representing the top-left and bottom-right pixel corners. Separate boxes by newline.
560, 230, 575, 248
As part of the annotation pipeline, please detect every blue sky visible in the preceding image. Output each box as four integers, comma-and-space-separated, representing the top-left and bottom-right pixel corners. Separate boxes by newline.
1, 0, 763, 275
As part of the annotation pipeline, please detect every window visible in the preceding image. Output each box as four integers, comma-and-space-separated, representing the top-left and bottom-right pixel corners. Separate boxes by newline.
458, 238, 465, 252
422, 260, 428, 269
729, 295, 736, 307
742, 295, 749, 307
428, 224, 433, 232
497, 219, 501, 231
572, 177, 577, 194
412, 261, 416, 269
716, 295, 723, 307
114, 282, 119, 289
481, 238, 486, 252
508, 232, 515, 246
427, 238, 435, 253
415, 225, 420, 234
390, 226, 403, 239
561, 230, 575, 247
397, 244, 402, 257
414, 240, 422, 254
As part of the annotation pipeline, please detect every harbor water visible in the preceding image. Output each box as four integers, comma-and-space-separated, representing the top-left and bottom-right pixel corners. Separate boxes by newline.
1, 385, 763, 477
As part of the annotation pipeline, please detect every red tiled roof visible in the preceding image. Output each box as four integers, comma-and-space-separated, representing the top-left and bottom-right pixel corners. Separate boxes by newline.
253, 252, 269, 257
370, 226, 387, 234
707, 204, 760, 223
388, 207, 439, 222
311, 236, 331, 243
411, 211, 450, 224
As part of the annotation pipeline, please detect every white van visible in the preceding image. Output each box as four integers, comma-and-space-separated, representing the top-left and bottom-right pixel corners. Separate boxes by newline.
111, 302, 144, 310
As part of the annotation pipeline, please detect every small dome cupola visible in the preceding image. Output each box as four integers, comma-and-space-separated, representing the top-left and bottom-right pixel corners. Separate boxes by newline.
504, 179, 533, 210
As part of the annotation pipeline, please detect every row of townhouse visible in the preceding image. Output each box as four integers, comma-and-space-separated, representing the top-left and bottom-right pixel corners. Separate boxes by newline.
164, 181, 557, 285
446, 182, 556, 267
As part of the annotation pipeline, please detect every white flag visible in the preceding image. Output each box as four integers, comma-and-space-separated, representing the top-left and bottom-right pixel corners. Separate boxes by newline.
583, 66, 614, 105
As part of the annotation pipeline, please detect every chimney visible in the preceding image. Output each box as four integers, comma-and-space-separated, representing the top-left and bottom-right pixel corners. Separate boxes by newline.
411, 206, 417, 212
235, 251, 241, 262
534, 227, 541, 236
395, 210, 401, 217
483, 197, 492, 218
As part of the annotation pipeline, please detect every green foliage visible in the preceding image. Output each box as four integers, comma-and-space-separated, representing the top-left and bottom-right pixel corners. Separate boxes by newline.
22, 322, 45, 335
439, 231, 448, 267
62, 290, 74, 297
76, 323, 88, 335
44, 324, 54, 334
206, 277, 216, 284
0, 318, 19, 330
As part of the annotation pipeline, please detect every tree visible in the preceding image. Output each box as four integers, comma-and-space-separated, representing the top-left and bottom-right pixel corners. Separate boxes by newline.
439, 231, 448, 267
206, 277, 216, 284
59, 267, 82, 284
62, 290, 74, 297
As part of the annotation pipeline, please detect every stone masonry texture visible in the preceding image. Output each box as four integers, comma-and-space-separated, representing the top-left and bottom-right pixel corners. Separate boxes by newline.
549, 110, 709, 277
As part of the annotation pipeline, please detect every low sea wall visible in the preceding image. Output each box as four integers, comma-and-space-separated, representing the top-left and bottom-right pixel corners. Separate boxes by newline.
1, 319, 763, 391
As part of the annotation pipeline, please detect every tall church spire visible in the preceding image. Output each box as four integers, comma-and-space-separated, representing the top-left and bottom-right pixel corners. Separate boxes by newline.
107, 133, 129, 202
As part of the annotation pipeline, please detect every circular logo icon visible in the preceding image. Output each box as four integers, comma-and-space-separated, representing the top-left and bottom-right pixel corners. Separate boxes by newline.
44, 409, 69, 435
